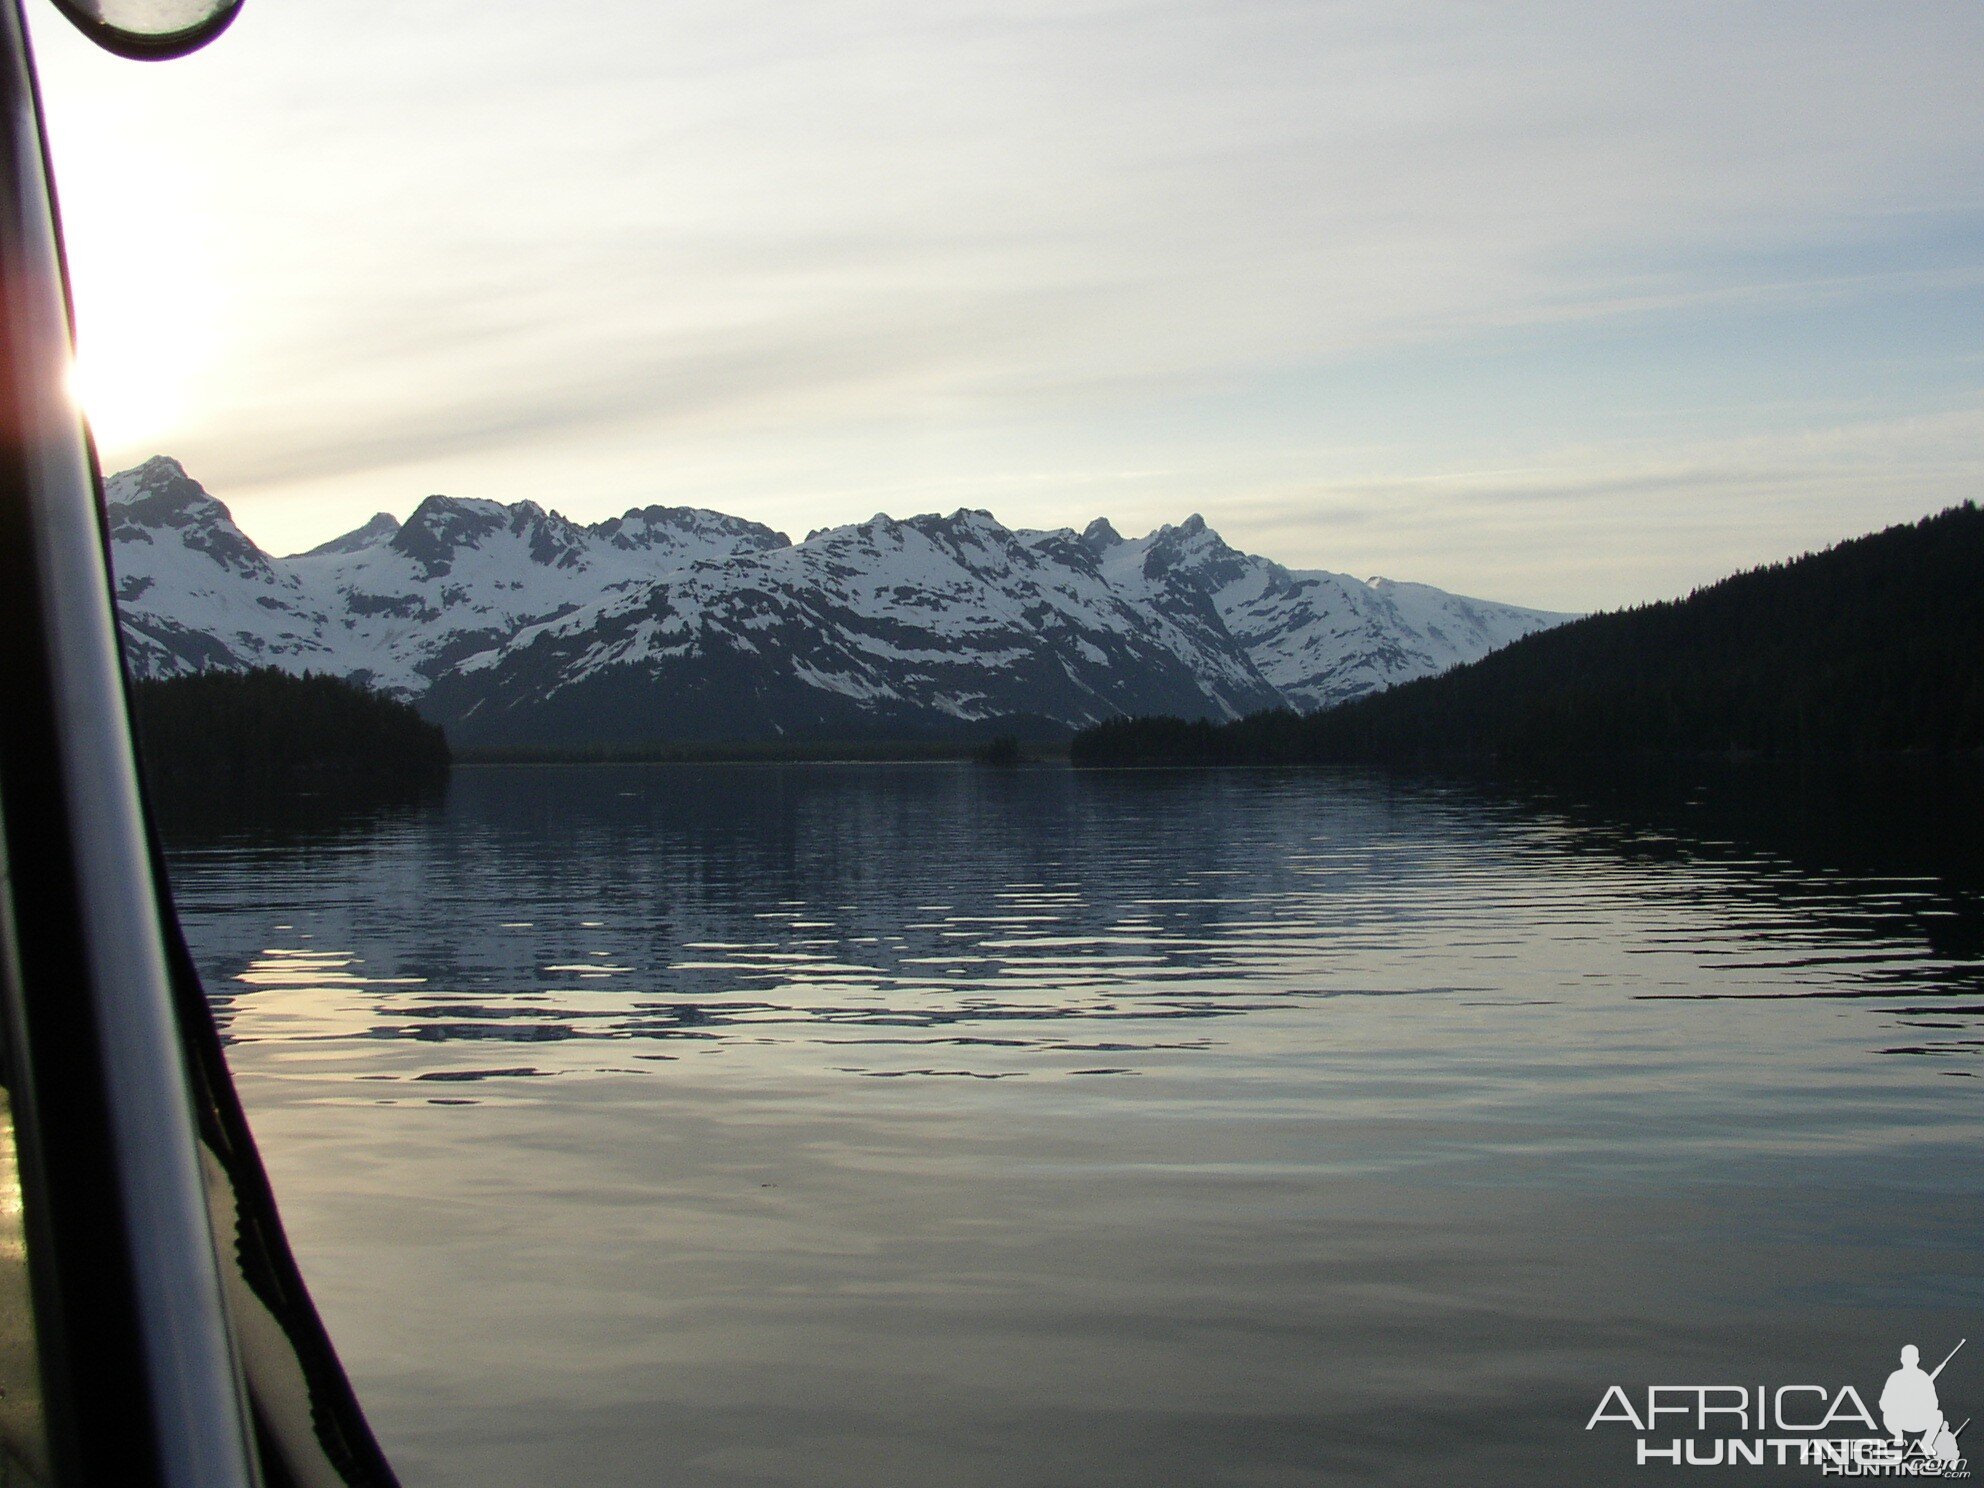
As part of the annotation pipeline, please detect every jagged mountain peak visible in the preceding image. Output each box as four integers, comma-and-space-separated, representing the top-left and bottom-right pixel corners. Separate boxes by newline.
907, 508, 1011, 546
595, 504, 790, 555
806, 508, 1024, 555
104, 454, 195, 502
106, 457, 1577, 739
1144, 513, 1224, 550
1123, 512, 1254, 594
386, 493, 593, 577
391, 496, 509, 576
104, 458, 272, 584
1080, 517, 1123, 552
104, 454, 215, 514
399, 493, 511, 528
294, 512, 400, 559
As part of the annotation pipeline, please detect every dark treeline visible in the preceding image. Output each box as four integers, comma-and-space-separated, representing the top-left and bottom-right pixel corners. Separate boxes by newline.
131, 668, 451, 802
1073, 503, 1984, 767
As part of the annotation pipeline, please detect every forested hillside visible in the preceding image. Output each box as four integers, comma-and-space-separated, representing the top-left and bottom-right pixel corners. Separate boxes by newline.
131, 668, 451, 798
1072, 504, 1984, 766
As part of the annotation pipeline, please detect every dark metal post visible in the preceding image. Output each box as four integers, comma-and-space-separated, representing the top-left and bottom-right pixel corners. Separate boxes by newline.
0, 0, 259, 1481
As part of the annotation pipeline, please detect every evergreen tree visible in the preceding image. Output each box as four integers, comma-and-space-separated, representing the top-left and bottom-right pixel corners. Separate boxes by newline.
1072, 503, 1984, 766
130, 667, 452, 798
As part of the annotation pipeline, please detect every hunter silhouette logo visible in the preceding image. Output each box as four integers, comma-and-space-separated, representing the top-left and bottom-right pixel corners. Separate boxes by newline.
1882, 1341, 1967, 1468
1584, 1335, 1972, 1473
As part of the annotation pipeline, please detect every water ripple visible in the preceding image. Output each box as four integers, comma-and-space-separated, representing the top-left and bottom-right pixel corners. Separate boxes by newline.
163, 764, 1984, 1091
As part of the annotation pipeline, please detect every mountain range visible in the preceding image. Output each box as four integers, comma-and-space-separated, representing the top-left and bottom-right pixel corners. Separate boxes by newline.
1072, 503, 1984, 765
106, 456, 1573, 747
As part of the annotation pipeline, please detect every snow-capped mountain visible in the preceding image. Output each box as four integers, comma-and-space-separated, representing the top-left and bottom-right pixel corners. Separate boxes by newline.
107, 456, 1572, 746
108, 457, 788, 699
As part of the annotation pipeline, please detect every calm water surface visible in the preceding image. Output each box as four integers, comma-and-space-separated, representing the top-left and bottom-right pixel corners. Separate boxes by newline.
160, 763, 1984, 1486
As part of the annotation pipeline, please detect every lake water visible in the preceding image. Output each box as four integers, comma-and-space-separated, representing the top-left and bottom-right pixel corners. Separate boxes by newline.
158, 762, 1984, 1486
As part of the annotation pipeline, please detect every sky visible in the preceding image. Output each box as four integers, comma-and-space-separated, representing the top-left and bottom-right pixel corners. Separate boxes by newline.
29, 0, 1984, 611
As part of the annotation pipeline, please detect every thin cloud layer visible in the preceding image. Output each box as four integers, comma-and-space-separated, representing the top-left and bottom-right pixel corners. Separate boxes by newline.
31, 0, 1984, 606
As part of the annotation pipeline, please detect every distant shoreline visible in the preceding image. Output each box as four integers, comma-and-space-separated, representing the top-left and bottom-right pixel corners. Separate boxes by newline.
1071, 504, 1983, 770
451, 742, 1983, 769
453, 740, 1071, 766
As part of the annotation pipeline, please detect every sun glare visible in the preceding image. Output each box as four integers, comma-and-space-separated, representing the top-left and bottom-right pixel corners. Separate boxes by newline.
51, 118, 225, 461
63, 222, 221, 454
68, 337, 187, 452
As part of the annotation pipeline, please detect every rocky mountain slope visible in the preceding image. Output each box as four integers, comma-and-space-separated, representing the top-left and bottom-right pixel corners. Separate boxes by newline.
106, 457, 1572, 746
1073, 502, 1984, 765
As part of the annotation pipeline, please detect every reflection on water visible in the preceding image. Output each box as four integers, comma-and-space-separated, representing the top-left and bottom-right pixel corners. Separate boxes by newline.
168, 763, 1984, 1079
161, 763, 1984, 1487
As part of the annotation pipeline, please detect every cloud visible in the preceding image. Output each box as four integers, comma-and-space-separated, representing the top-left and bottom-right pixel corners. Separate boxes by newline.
1211, 400, 1984, 609
33, 0, 1984, 599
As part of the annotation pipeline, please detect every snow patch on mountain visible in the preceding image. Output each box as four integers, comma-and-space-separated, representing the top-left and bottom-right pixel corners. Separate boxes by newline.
292, 512, 399, 558
106, 458, 1574, 744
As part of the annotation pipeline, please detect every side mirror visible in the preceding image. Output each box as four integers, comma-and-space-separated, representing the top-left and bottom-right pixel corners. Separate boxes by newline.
46, 0, 241, 60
